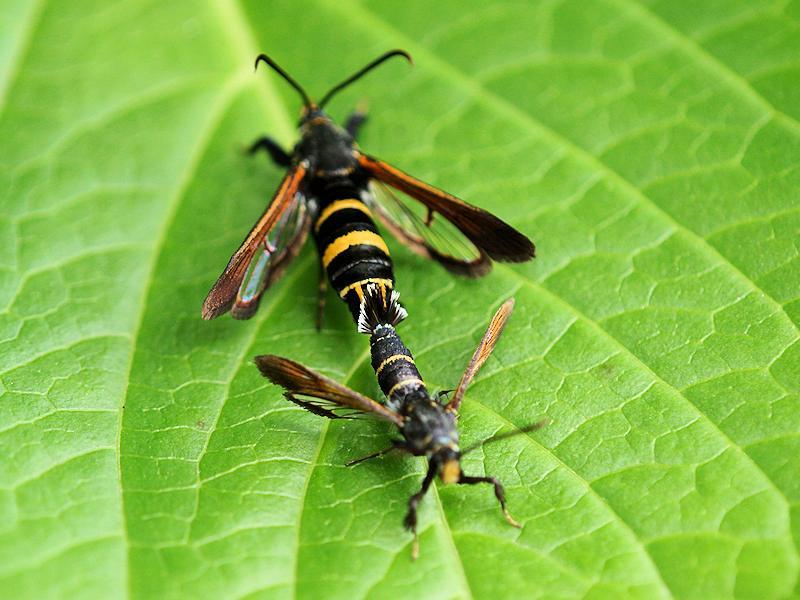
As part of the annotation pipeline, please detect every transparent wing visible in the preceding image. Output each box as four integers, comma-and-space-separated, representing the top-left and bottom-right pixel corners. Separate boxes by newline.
358, 153, 535, 272
232, 198, 309, 319
368, 180, 491, 276
202, 163, 307, 319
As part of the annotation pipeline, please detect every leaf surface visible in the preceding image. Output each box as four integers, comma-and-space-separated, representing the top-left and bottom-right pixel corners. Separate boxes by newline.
1, 0, 798, 598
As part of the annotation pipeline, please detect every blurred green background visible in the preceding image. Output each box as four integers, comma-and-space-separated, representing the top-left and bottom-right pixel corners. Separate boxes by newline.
1, 0, 799, 598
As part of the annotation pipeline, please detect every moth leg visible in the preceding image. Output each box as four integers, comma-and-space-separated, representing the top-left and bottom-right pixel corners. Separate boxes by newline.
316, 262, 327, 331
285, 393, 344, 420
403, 462, 437, 560
458, 474, 521, 528
247, 136, 291, 167
345, 110, 368, 139
435, 389, 455, 403
346, 440, 407, 467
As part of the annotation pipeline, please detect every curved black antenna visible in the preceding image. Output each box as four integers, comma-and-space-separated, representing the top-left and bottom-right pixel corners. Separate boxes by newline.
318, 49, 413, 109
254, 53, 313, 108
460, 419, 550, 456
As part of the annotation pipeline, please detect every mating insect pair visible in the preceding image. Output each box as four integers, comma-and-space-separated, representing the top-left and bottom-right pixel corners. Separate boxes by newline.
257, 293, 546, 559
203, 50, 540, 558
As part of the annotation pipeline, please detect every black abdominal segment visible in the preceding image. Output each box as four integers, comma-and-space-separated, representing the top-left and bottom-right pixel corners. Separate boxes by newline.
370, 324, 427, 406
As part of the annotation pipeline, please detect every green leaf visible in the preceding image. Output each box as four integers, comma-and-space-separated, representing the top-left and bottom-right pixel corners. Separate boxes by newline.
1, 0, 798, 598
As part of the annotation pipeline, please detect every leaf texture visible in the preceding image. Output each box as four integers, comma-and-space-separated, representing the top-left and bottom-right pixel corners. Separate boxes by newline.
1, 0, 798, 598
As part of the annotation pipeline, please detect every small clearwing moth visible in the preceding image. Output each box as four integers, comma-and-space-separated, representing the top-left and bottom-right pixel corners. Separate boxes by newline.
256, 297, 547, 559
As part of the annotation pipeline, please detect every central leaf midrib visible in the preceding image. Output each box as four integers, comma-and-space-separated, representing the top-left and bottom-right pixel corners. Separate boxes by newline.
428, 483, 474, 600
117, 70, 255, 599
212, 3, 474, 596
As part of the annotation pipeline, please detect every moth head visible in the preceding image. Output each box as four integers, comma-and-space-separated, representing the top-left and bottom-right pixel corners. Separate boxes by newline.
299, 103, 325, 125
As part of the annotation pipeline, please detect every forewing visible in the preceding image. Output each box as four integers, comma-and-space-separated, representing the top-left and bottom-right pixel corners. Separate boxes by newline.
255, 355, 405, 426
202, 163, 307, 319
447, 298, 515, 413
368, 180, 491, 277
231, 200, 310, 319
358, 153, 535, 266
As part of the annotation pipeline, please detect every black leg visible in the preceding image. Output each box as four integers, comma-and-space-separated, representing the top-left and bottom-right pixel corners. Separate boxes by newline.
247, 136, 291, 167
435, 389, 455, 403
458, 474, 521, 528
345, 110, 368, 139
287, 394, 344, 420
346, 440, 407, 467
316, 262, 327, 331
404, 462, 437, 560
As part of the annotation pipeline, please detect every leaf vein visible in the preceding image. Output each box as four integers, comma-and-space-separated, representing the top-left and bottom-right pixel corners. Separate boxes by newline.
609, 0, 800, 135
117, 71, 253, 599
327, 0, 800, 335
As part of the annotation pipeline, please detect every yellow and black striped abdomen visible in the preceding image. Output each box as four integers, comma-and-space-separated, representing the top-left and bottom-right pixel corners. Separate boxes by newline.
312, 182, 395, 321
370, 324, 427, 408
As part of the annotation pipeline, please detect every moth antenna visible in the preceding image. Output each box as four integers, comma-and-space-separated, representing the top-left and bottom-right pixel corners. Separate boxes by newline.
357, 284, 408, 334
461, 419, 550, 456
254, 53, 314, 108
319, 49, 412, 109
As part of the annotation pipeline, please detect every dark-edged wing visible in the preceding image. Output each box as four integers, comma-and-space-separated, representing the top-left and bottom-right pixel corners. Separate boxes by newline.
255, 354, 405, 426
368, 180, 491, 277
446, 298, 515, 413
202, 163, 308, 320
231, 199, 309, 319
358, 153, 535, 273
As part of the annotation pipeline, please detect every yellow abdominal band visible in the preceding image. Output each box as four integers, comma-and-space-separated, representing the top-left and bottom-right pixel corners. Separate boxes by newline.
315, 199, 373, 233
322, 230, 389, 268
375, 354, 415, 377
388, 378, 425, 398
338, 278, 393, 300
